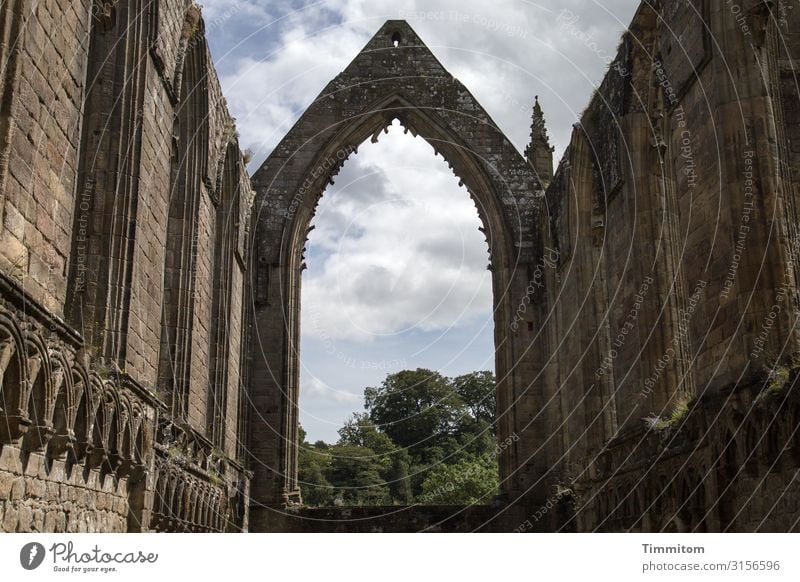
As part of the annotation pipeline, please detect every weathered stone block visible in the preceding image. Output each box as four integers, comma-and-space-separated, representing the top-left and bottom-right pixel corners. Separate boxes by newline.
2, 505, 19, 532
55, 511, 67, 532
0, 473, 14, 501
44, 510, 57, 532
17, 506, 33, 531
10, 478, 25, 501
26, 478, 45, 499
33, 508, 45, 531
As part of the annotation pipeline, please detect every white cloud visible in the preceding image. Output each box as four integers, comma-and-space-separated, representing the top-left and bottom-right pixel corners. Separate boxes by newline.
303, 375, 362, 403
205, 0, 640, 164
302, 121, 492, 341
202, 0, 641, 441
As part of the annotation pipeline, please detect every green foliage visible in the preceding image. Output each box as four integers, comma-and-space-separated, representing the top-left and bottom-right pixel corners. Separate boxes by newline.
643, 394, 693, 432
452, 371, 496, 429
766, 365, 790, 394
418, 456, 499, 505
668, 395, 690, 424
337, 412, 396, 454
297, 427, 334, 507
387, 448, 413, 504
326, 444, 391, 506
297, 369, 499, 507
364, 368, 464, 451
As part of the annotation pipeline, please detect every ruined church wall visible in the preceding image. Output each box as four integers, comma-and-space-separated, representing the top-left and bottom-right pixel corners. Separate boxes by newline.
536, 0, 800, 532
0, 0, 91, 317
0, 0, 253, 533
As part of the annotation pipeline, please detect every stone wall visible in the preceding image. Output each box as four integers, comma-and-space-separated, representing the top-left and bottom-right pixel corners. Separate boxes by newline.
531, 0, 800, 532
0, 0, 90, 317
0, 0, 253, 533
0, 448, 130, 533
569, 376, 800, 533
262, 505, 507, 533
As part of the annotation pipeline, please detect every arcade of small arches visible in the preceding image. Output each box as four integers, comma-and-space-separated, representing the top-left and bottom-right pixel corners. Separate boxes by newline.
0, 305, 147, 480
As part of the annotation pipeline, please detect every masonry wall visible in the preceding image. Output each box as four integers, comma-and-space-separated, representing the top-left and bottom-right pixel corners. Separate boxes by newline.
0, 0, 253, 533
0, 0, 89, 316
0, 448, 129, 533
533, 0, 800, 532
263, 505, 509, 533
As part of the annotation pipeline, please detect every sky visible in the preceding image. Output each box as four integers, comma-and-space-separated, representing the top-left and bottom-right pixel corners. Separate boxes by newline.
201, 0, 641, 442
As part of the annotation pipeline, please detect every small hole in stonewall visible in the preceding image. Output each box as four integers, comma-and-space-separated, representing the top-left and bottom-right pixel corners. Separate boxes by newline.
391, 32, 401, 47
527, 322, 534, 332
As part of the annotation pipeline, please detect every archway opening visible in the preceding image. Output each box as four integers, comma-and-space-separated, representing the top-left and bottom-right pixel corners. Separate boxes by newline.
297, 120, 499, 507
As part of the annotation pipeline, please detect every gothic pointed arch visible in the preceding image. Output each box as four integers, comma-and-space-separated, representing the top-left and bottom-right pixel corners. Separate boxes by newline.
0, 312, 26, 443
157, 6, 210, 424
247, 20, 545, 527
207, 139, 244, 448
65, 0, 153, 366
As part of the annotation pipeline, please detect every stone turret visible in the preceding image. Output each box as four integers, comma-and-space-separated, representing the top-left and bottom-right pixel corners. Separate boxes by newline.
525, 96, 554, 189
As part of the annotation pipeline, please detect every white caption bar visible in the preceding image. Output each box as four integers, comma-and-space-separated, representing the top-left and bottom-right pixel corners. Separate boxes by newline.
0, 533, 796, 581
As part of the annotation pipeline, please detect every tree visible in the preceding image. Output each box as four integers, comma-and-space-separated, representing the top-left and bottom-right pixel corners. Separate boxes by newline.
326, 444, 390, 506
298, 369, 500, 508
364, 369, 466, 451
338, 412, 395, 454
452, 371, 496, 429
442, 419, 497, 462
297, 425, 334, 506
387, 448, 412, 504
418, 456, 499, 505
